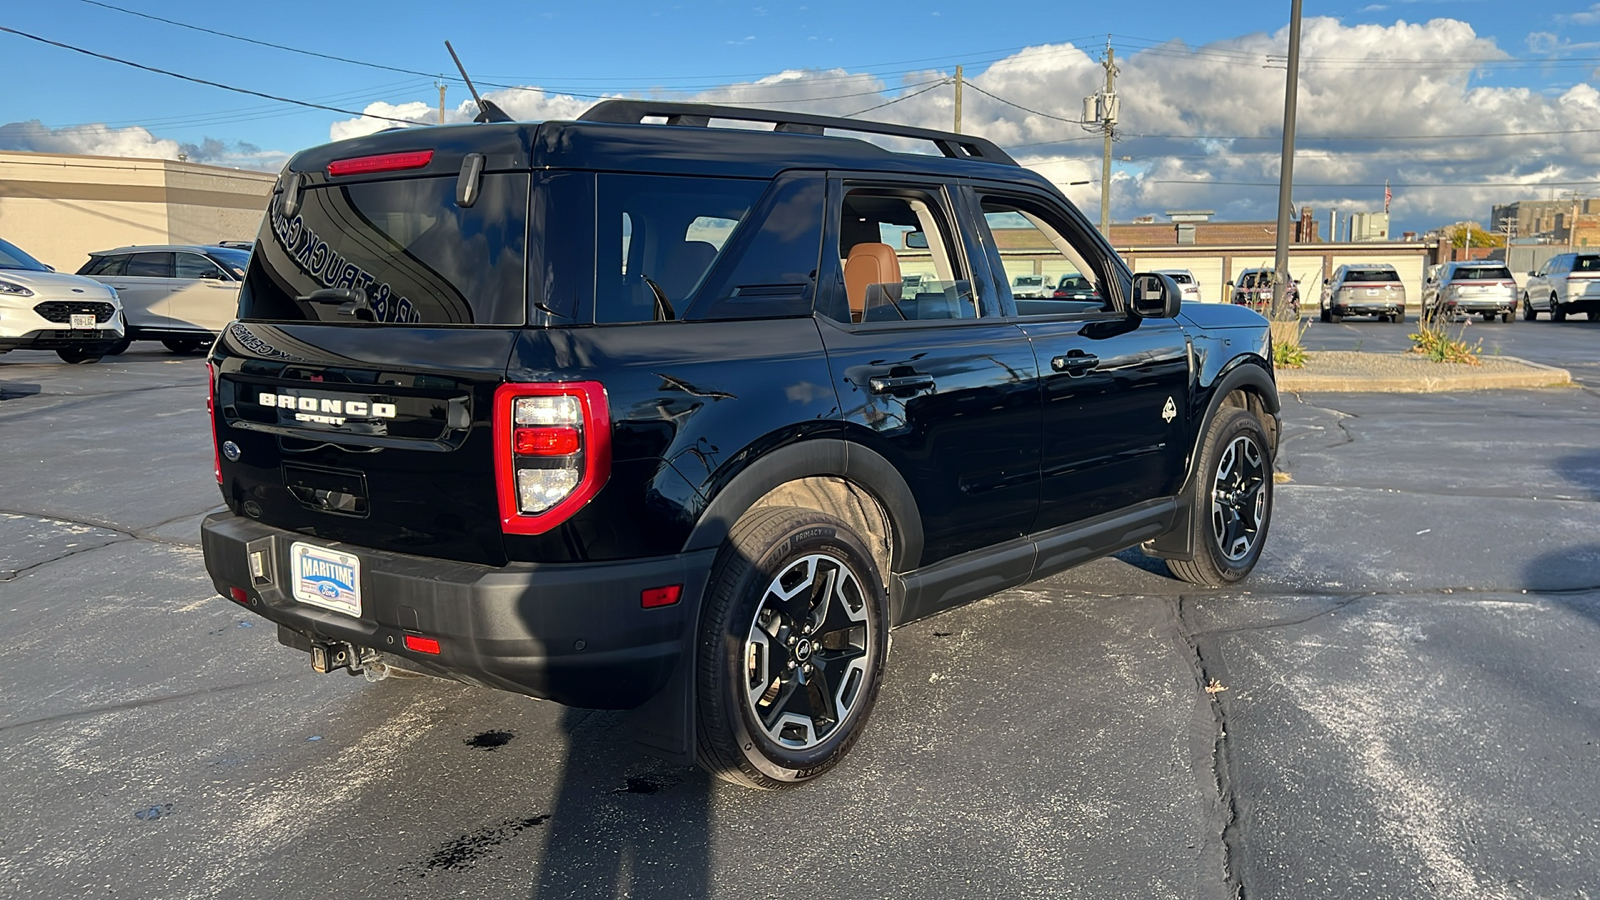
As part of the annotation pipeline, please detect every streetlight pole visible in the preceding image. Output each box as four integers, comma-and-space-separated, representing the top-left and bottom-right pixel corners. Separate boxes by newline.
1271, 0, 1303, 319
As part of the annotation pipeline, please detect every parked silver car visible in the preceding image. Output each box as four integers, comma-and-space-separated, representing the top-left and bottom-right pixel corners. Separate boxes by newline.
76, 244, 249, 354
1323, 264, 1407, 323
1522, 252, 1600, 321
1423, 262, 1517, 323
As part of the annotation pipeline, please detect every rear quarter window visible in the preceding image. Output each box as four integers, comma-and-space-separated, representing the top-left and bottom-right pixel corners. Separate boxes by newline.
241, 173, 529, 325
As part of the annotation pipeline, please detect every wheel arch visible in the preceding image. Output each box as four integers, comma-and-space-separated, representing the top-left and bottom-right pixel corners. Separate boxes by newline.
1145, 355, 1279, 560
681, 439, 924, 593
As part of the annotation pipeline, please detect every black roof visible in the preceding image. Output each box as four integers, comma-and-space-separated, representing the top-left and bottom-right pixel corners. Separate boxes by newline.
283, 101, 1037, 188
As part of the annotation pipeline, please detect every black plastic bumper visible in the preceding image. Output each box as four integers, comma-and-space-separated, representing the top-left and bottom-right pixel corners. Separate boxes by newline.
1331, 303, 1402, 316
201, 512, 714, 710
0, 328, 123, 352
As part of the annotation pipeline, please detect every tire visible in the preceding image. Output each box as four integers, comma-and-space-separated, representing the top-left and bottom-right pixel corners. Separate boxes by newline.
1589, 311, 1599, 322
1551, 294, 1566, 322
1319, 307, 1331, 323
1481, 312, 1494, 322
1329, 312, 1342, 324
1523, 296, 1536, 321
696, 505, 888, 789
105, 337, 131, 355
1167, 407, 1274, 587
55, 348, 103, 364
1392, 312, 1406, 324
1500, 312, 1512, 324
162, 338, 205, 355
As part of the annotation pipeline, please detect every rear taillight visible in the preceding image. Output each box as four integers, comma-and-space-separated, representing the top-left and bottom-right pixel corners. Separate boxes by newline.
207, 363, 221, 485
493, 382, 611, 535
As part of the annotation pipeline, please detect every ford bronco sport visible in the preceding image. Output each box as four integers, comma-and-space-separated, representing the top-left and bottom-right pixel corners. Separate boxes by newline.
202, 101, 1280, 789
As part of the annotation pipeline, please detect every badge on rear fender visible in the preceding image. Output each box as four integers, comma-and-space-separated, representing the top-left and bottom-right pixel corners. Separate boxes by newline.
1162, 396, 1178, 423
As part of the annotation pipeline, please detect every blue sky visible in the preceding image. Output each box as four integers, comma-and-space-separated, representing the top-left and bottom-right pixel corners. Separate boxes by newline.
3, 1, 1599, 233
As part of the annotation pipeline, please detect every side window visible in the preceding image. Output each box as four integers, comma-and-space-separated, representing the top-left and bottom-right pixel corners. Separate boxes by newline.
689, 173, 824, 321
974, 194, 1114, 316
828, 185, 973, 324
79, 255, 126, 277
124, 252, 174, 278
176, 253, 226, 280
595, 174, 767, 324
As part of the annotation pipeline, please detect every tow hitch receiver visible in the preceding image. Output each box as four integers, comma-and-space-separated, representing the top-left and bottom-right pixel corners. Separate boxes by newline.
310, 640, 373, 675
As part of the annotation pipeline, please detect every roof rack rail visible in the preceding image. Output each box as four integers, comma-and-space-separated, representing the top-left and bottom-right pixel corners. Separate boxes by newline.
577, 100, 1018, 167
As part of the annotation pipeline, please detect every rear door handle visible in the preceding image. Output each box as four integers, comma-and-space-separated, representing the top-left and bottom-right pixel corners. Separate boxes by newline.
869, 374, 935, 394
1051, 352, 1099, 376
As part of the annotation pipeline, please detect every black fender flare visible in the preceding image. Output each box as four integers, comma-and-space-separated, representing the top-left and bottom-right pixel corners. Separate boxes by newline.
1145, 356, 1279, 560
681, 438, 924, 575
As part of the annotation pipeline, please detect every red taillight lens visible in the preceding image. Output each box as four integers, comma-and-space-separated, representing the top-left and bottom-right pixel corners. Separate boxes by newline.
208, 362, 221, 485
493, 382, 611, 535
326, 150, 434, 177
641, 585, 683, 609
403, 634, 441, 654
513, 426, 581, 456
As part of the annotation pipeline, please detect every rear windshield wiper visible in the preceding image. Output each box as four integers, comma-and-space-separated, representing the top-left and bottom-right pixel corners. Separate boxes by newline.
300, 288, 376, 321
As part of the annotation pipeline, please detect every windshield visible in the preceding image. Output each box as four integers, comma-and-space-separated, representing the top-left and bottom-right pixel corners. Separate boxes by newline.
1344, 268, 1399, 283
241, 173, 528, 325
210, 246, 251, 278
1453, 266, 1512, 281
0, 238, 49, 271
1161, 272, 1193, 284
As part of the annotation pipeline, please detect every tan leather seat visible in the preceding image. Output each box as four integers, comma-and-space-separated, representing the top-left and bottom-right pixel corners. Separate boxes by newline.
844, 243, 901, 322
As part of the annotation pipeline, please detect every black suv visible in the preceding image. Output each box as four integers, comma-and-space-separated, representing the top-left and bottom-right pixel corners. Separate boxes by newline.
202, 102, 1279, 789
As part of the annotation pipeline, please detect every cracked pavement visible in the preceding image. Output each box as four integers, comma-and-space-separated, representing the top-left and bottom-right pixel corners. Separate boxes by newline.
2, 332, 1599, 899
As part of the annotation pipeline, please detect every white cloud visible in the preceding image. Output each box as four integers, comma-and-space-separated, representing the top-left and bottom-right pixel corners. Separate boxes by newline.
1562, 4, 1600, 24
0, 120, 287, 171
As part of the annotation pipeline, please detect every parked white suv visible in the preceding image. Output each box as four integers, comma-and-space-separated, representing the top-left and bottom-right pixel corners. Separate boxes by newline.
0, 237, 126, 364
76, 244, 249, 354
1523, 252, 1600, 322
1153, 269, 1203, 303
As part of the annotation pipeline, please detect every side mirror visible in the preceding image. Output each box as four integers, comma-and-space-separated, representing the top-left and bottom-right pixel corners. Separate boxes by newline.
904, 231, 928, 250
1131, 272, 1182, 319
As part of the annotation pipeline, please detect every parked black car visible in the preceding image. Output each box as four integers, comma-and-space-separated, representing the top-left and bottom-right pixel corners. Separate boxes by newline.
202, 102, 1280, 789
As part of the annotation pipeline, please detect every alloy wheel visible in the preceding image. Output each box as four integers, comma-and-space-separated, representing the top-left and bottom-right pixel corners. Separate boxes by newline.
1211, 434, 1267, 561
743, 553, 872, 751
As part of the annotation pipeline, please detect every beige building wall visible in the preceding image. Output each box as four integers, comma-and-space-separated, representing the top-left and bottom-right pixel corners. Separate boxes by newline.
0, 151, 274, 272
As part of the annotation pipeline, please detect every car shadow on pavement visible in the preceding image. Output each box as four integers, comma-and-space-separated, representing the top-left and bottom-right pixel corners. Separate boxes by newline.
1520, 450, 1600, 626
531, 706, 712, 899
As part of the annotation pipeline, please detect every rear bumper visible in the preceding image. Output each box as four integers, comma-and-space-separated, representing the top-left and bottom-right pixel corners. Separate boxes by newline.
201, 512, 713, 709
1330, 302, 1403, 316
1440, 297, 1514, 313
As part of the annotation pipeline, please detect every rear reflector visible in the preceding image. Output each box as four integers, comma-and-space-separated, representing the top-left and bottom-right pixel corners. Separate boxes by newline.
403, 634, 441, 655
641, 585, 683, 609
327, 150, 434, 177
228, 586, 249, 604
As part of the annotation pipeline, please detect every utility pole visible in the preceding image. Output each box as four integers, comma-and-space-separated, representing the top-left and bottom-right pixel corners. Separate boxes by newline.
1271, 0, 1304, 320
1081, 38, 1119, 236
1498, 216, 1516, 263
437, 81, 447, 125
953, 65, 963, 134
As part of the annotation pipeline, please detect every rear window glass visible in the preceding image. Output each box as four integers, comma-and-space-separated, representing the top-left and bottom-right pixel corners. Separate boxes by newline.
1576, 256, 1600, 272
240, 173, 528, 325
1344, 268, 1399, 283
1453, 266, 1512, 281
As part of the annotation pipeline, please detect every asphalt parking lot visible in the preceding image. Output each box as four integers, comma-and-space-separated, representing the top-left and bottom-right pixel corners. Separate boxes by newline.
2, 324, 1599, 899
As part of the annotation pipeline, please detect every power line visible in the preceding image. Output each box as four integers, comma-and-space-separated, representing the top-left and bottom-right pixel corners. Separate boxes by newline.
0, 26, 421, 125
844, 80, 949, 118
1153, 179, 1600, 188
961, 83, 1081, 123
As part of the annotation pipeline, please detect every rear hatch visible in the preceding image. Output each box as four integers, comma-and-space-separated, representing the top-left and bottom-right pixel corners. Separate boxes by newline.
213, 139, 530, 566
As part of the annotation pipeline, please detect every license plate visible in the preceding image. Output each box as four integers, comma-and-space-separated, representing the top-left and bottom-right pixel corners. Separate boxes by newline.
70, 313, 95, 329
289, 542, 362, 617
1366, 288, 1379, 296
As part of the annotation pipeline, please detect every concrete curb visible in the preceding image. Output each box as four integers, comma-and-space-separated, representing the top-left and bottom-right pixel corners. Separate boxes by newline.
1276, 354, 1574, 393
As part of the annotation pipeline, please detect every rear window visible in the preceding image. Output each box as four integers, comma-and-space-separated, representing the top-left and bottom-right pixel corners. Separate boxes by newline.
240, 173, 528, 325
1344, 268, 1399, 283
1576, 256, 1600, 272
1452, 266, 1512, 281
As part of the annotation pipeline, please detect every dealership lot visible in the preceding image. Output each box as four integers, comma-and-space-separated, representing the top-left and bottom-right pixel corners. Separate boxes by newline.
2, 329, 1599, 899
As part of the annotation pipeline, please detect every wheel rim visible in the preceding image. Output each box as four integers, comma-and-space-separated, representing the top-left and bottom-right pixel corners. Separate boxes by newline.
743, 553, 872, 751
1210, 435, 1267, 562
